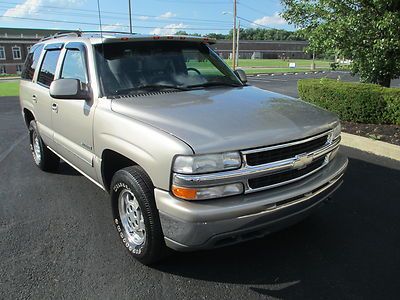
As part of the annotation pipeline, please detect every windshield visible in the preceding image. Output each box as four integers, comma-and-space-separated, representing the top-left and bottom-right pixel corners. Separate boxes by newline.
94, 41, 243, 96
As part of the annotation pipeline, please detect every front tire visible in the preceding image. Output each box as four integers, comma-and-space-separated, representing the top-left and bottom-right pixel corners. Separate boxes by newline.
29, 120, 60, 172
111, 166, 166, 265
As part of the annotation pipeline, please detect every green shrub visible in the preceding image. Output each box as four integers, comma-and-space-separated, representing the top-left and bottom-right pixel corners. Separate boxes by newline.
298, 78, 400, 125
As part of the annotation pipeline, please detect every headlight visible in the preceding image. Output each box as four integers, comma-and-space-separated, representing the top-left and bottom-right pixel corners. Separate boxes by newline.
173, 152, 242, 174
172, 183, 244, 200
332, 123, 341, 140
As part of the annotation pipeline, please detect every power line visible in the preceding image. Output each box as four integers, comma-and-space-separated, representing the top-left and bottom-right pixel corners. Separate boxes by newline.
237, 2, 271, 17
0, 15, 232, 31
0, 4, 229, 27
237, 15, 273, 29
0, 1, 231, 24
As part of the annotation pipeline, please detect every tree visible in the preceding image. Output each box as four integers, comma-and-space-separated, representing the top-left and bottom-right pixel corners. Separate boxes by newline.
174, 31, 188, 35
281, 0, 400, 87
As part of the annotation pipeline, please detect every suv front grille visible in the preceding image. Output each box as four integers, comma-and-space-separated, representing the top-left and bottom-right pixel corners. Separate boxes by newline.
248, 157, 326, 189
172, 129, 341, 196
246, 135, 328, 166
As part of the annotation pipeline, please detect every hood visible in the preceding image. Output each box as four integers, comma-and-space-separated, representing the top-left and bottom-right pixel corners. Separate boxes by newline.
111, 86, 338, 154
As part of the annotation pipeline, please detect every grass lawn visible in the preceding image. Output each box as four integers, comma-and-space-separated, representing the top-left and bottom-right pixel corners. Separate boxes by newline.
0, 81, 19, 97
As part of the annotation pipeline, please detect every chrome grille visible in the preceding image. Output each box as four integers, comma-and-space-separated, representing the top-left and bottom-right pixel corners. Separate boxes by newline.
246, 135, 328, 166
241, 130, 335, 192
248, 157, 326, 189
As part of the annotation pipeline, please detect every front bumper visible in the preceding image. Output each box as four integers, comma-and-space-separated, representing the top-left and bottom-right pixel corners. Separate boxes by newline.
155, 153, 348, 251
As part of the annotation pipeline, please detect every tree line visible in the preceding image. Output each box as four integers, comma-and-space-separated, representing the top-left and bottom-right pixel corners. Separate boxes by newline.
175, 28, 304, 41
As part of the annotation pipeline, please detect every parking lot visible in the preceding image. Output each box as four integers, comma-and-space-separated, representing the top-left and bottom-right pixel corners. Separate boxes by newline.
1, 73, 400, 299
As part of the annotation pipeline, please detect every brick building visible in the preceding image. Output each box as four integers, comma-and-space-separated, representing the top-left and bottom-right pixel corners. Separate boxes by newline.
212, 40, 310, 59
0, 27, 64, 75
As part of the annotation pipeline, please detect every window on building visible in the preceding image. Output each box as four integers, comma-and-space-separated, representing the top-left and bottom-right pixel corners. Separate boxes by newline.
21, 44, 44, 81
37, 49, 61, 87
60, 49, 88, 84
0, 65, 6, 74
0, 47, 5, 60
16, 65, 22, 74
12, 46, 21, 60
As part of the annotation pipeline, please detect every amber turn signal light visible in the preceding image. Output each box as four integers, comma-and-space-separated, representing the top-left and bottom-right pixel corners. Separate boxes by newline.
172, 185, 198, 200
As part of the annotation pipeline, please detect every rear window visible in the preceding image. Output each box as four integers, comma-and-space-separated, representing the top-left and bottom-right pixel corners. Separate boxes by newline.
21, 44, 44, 80
37, 49, 61, 87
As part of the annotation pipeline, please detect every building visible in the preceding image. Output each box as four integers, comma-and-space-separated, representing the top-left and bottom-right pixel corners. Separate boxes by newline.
0, 27, 65, 75
212, 40, 310, 60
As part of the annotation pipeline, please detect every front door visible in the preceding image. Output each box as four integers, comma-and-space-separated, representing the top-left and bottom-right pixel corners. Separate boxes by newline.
51, 44, 97, 180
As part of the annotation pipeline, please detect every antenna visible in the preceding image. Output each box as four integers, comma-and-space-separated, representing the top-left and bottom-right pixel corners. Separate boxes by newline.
96, 0, 103, 41
128, 0, 133, 33
96, 0, 106, 97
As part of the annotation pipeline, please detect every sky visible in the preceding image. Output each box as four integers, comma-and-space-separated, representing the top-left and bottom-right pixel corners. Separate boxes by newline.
0, 0, 294, 35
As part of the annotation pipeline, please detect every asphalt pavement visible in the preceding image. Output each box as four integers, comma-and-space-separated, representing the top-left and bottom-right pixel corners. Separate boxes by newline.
1, 74, 400, 299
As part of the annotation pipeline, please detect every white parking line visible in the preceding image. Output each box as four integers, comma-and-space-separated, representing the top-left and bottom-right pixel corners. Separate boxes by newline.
0, 135, 27, 164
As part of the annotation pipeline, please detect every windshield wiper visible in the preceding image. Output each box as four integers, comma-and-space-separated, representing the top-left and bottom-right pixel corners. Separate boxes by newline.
115, 84, 189, 95
187, 82, 243, 89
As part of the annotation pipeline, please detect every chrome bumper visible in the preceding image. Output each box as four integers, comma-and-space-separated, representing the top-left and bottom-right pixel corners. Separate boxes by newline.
155, 153, 348, 251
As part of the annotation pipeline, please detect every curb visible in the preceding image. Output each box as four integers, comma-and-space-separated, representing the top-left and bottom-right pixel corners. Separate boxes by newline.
341, 132, 400, 161
0, 76, 20, 81
248, 70, 333, 77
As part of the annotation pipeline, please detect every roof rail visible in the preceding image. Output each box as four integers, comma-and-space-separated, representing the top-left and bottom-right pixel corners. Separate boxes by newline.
80, 30, 134, 35
40, 31, 81, 42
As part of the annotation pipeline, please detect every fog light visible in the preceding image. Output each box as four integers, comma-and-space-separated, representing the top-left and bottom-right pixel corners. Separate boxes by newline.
172, 183, 243, 200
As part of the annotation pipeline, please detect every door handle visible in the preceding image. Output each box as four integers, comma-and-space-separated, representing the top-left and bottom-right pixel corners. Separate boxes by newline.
51, 103, 58, 113
32, 94, 37, 103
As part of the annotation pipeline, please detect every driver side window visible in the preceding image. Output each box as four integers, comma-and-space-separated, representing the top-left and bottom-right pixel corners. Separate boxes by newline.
61, 49, 88, 84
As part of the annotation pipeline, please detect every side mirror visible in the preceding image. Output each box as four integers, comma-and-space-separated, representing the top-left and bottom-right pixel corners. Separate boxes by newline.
50, 78, 90, 100
234, 69, 247, 84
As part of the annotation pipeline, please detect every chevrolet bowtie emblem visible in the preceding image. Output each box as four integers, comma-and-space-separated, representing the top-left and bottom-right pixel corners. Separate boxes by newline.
293, 153, 313, 170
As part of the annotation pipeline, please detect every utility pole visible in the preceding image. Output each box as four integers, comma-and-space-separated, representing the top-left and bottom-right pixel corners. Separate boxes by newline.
236, 19, 240, 68
128, 0, 133, 33
311, 51, 316, 70
232, 0, 237, 70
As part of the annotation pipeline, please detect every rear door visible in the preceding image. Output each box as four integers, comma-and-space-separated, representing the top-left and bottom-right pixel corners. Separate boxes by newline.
51, 42, 97, 179
30, 43, 63, 146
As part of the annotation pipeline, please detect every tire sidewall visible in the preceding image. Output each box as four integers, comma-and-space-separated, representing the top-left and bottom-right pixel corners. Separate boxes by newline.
28, 121, 43, 168
111, 173, 150, 259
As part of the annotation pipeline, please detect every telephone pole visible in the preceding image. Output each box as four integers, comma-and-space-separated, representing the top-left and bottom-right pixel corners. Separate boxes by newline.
128, 0, 133, 33
232, 0, 237, 69
236, 19, 240, 68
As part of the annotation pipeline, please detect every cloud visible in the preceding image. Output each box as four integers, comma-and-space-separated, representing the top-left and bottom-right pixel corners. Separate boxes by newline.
150, 23, 188, 35
138, 16, 150, 21
3, 0, 84, 17
102, 23, 125, 32
158, 11, 176, 19
253, 13, 287, 26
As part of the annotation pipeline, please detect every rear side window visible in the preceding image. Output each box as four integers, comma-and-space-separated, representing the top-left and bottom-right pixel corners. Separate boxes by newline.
37, 49, 61, 87
61, 49, 88, 84
21, 44, 44, 80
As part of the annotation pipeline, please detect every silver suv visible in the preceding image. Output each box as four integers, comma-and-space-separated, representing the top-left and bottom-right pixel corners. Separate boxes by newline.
19, 32, 348, 265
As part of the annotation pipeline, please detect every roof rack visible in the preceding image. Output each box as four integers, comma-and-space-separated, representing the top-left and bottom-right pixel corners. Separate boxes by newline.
40, 31, 81, 41
39, 30, 136, 42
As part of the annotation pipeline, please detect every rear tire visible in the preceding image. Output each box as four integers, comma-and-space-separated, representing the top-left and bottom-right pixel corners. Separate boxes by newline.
29, 120, 60, 172
111, 165, 167, 265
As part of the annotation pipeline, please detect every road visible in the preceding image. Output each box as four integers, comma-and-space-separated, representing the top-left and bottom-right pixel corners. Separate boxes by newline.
1, 74, 400, 299
248, 71, 400, 98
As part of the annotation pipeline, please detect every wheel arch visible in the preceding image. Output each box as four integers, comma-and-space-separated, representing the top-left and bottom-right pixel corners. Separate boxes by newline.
23, 108, 36, 128
101, 149, 155, 193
